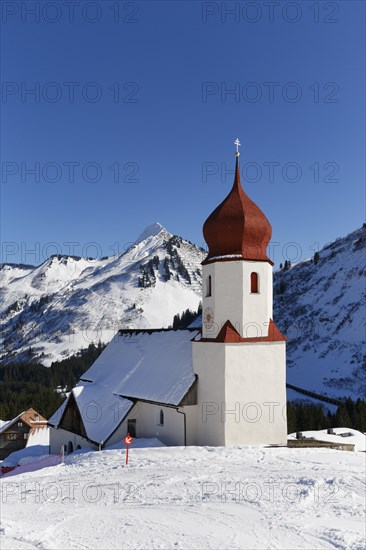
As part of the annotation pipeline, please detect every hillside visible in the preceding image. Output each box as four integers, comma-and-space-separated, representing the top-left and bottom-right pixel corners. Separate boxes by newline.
0, 224, 364, 401
0, 223, 205, 365
273, 225, 366, 400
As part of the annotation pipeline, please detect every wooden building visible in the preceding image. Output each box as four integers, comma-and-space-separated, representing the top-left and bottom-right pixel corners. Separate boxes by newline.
0, 408, 47, 460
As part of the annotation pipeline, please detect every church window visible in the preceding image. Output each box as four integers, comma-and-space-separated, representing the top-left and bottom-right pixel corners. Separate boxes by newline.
159, 409, 164, 426
67, 441, 74, 454
250, 272, 259, 293
206, 275, 212, 297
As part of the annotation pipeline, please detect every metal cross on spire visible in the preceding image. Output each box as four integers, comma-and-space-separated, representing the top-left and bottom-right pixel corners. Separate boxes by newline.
234, 138, 241, 156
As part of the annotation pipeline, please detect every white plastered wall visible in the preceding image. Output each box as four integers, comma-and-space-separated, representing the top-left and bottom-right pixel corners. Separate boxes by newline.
192, 341, 226, 446
49, 427, 96, 454
192, 340, 287, 446
202, 260, 273, 339
107, 401, 198, 447
224, 341, 287, 445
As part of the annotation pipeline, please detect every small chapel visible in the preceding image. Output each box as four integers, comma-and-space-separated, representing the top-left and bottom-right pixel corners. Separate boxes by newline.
49, 142, 287, 452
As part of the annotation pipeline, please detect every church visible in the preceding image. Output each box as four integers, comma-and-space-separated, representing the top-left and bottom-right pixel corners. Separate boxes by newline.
49, 142, 287, 452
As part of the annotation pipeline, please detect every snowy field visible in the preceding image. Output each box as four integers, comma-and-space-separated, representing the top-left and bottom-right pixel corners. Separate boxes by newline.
1, 444, 365, 550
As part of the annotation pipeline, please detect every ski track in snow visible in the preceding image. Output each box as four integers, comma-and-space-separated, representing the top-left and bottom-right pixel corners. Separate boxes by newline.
1, 445, 365, 549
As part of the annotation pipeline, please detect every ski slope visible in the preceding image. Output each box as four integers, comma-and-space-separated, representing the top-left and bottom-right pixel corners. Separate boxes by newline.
1, 444, 365, 549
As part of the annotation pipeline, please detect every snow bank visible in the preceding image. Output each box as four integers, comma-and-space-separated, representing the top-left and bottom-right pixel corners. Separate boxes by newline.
1, 444, 50, 468
288, 427, 366, 452
1, 428, 50, 469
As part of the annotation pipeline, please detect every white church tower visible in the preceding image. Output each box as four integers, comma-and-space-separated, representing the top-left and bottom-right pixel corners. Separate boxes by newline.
192, 140, 287, 446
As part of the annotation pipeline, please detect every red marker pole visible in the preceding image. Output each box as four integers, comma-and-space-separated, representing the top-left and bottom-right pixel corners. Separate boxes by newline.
124, 433, 133, 465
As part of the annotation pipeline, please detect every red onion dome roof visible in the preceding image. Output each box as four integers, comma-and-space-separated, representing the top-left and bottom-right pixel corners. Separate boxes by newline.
202, 155, 272, 265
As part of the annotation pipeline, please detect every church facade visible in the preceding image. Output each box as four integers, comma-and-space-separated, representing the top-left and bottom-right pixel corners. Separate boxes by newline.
49, 145, 287, 452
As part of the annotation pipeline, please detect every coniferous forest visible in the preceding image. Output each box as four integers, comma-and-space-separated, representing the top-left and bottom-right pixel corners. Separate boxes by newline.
0, 342, 105, 420
286, 398, 366, 434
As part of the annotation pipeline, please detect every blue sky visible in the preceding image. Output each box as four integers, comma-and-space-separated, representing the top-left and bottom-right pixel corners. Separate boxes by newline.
1, 0, 365, 267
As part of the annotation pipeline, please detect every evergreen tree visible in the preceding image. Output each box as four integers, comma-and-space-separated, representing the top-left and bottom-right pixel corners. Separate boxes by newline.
335, 404, 352, 427
0, 343, 106, 419
354, 399, 366, 432
171, 305, 202, 329
279, 280, 287, 294
164, 257, 171, 281
286, 402, 297, 433
172, 313, 181, 329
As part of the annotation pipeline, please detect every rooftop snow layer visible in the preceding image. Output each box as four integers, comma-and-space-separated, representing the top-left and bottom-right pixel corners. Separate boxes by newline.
0, 413, 23, 435
49, 328, 199, 443
83, 328, 199, 405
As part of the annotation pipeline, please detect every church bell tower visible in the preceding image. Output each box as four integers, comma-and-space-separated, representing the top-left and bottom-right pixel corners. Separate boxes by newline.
192, 140, 287, 446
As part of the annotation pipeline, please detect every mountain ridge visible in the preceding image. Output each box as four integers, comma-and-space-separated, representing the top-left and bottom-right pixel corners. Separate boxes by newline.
0, 224, 364, 400
0, 224, 205, 365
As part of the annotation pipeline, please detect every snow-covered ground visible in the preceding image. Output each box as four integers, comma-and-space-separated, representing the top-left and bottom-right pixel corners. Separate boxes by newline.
1, 443, 365, 549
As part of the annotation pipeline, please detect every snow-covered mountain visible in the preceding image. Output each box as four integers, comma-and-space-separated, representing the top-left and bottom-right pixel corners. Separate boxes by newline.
0, 223, 205, 365
273, 225, 365, 400
0, 224, 364, 400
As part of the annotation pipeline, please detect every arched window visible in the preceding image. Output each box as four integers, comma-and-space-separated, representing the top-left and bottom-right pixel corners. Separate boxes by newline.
159, 409, 164, 426
250, 272, 259, 293
206, 275, 212, 297
67, 441, 74, 454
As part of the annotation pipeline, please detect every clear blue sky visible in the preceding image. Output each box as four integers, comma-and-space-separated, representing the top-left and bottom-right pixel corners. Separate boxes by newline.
1, 1, 364, 267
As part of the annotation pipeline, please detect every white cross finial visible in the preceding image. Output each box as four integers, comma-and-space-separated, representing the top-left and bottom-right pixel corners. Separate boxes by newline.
234, 138, 241, 156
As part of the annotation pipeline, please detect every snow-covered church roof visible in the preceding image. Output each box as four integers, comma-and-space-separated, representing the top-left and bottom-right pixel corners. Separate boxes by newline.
49, 328, 199, 444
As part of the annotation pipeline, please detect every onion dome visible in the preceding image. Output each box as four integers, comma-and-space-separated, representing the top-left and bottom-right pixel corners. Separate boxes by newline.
202, 150, 272, 265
